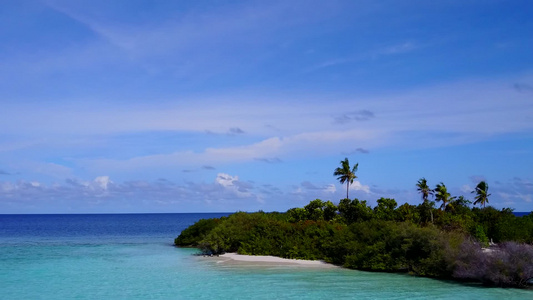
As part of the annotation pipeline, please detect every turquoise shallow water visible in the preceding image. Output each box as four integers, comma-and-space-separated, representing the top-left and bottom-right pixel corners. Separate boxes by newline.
0, 214, 531, 299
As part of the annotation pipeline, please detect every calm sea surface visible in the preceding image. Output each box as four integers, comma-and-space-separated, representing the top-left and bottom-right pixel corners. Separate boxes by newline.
0, 213, 531, 299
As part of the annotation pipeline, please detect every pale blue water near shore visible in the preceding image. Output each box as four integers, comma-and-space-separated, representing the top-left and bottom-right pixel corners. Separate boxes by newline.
1, 213, 531, 299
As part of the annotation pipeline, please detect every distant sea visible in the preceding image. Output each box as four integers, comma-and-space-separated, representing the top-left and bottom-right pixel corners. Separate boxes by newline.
1, 213, 531, 299
514, 211, 531, 217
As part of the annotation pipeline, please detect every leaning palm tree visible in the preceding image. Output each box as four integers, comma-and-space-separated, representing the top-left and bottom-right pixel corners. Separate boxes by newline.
416, 178, 434, 203
434, 182, 453, 211
472, 181, 491, 208
334, 158, 358, 199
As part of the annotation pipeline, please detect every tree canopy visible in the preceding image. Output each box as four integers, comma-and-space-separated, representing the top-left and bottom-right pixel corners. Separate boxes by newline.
473, 181, 491, 208
416, 177, 434, 203
333, 158, 358, 199
435, 182, 454, 211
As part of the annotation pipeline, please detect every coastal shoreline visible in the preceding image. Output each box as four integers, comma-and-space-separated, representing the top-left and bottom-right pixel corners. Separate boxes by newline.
205, 252, 338, 268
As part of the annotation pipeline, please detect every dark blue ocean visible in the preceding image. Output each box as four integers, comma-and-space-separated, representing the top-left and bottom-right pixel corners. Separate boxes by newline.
514, 212, 531, 217
0, 213, 531, 299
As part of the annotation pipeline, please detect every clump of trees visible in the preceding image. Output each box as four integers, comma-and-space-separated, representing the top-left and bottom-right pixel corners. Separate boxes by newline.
175, 163, 533, 288
175, 196, 533, 287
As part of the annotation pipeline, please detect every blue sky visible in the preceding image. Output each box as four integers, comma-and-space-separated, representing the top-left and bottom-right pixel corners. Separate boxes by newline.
1, 0, 532, 213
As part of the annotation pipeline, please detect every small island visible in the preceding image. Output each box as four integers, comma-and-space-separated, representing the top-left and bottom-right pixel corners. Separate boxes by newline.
176, 159, 533, 289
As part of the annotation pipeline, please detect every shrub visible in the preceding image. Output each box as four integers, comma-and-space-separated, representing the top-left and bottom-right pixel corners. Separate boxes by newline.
174, 218, 222, 246
453, 241, 533, 288
473, 225, 489, 247
338, 198, 373, 224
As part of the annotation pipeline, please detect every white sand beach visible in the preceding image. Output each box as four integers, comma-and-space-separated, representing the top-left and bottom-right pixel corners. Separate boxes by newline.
207, 253, 338, 268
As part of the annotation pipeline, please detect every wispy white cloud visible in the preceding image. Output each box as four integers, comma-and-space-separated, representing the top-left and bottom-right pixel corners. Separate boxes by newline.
349, 180, 371, 194
0, 173, 265, 213
4, 74, 532, 137
9, 161, 74, 181
76, 128, 384, 175
215, 173, 254, 199
39, 0, 343, 80
305, 40, 421, 73
461, 184, 473, 194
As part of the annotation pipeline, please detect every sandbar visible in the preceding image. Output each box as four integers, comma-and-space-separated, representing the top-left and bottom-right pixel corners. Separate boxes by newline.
206, 253, 338, 268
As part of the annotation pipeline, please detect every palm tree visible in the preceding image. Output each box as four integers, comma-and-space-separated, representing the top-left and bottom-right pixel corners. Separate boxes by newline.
472, 181, 490, 208
416, 178, 434, 203
417, 178, 434, 223
434, 182, 454, 211
334, 158, 358, 199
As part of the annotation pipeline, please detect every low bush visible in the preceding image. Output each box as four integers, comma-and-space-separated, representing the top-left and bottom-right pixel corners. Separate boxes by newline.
453, 241, 533, 288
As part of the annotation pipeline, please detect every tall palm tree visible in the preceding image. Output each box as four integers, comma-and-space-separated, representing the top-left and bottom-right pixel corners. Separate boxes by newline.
334, 158, 358, 199
472, 181, 490, 208
416, 178, 434, 203
434, 182, 453, 211
417, 177, 434, 223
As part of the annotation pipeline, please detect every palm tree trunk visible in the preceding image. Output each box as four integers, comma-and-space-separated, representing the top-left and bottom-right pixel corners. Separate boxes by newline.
346, 182, 349, 199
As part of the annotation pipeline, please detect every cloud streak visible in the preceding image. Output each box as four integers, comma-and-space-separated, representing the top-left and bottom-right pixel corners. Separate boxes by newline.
0, 173, 265, 213
1, 74, 531, 179
334, 110, 376, 124
254, 157, 283, 164
3, 75, 531, 138
513, 83, 533, 93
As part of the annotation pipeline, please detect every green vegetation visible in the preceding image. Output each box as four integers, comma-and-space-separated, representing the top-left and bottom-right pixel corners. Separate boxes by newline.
434, 182, 453, 211
175, 174, 533, 288
174, 217, 223, 246
472, 181, 491, 208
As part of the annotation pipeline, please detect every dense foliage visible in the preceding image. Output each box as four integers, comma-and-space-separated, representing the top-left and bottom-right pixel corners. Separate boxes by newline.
174, 217, 223, 247
175, 197, 533, 288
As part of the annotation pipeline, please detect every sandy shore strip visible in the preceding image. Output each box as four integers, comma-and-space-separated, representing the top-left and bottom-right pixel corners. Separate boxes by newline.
207, 253, 338, 268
